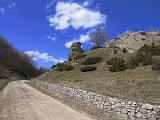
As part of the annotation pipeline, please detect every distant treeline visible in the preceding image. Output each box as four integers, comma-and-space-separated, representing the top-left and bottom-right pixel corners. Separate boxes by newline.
0, 37, 46, 79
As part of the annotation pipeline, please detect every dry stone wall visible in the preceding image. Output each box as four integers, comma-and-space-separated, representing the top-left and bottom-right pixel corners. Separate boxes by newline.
30, 79, 160, 120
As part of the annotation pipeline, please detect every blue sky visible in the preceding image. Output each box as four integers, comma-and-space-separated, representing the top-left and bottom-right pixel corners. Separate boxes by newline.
0, 0, 160, 68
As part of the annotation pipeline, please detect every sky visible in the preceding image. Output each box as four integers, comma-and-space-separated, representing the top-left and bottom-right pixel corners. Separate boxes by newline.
0, 0, 160, 68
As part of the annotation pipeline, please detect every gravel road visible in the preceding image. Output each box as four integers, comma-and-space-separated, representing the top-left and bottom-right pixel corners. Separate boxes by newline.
0, 80, 94, 120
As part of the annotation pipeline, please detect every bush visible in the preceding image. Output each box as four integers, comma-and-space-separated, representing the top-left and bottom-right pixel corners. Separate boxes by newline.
139, 32, 147, 35
74, 54, 86, 60
107, 57, 127, 72
90, 46, 103, 50
137, 43, 160, 66
106, 58, 115, 65
80, 66, 97, 72
81, 56, 102, 65
56, 63, 73, 71
51, 65, 56, 69
152, 56, 160, 71
141, 38, 146, 41
127, 56, 140, 69
122, 48, 127, 53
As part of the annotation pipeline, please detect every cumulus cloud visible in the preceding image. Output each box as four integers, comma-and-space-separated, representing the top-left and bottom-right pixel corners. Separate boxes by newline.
25, 51, 65, 64
65, 33, 90, 48
48, 1, 106, 30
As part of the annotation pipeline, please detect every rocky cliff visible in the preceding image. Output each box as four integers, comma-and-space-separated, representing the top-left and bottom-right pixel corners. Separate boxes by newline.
106, 31, 160, 52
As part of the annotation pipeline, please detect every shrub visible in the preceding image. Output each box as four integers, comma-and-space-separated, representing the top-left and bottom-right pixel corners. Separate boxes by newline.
107, 57, 127, 72
137, 43, 160, 66
90, 46, 104, 50
141, 38, 146, 41
152, 56, 160, 71
90, 46, 99, 50
126, 56, 140, 69
74, 54, 86, 60
122, 48, 127, 53
153, 45, 160, 55
139, 32, 147, 35
51, 65, 56, 69
80, 66, 97, 72
56, 63, 73, 71
81, 56, 102, 65
106, 58, 116, 65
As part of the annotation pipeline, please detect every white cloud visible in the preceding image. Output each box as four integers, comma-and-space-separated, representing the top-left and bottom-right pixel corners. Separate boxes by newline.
83, 1, 89, 7
65, 40, 78, 48
47, 35, 56, 41
0, 7, 5, 14
79, 34, 90, 43
8, 2, 16, 9
25, 51, 65, 64
0, 0, 17, 14
48, 2, 106, 30
46, 0, 56, 9
65, 33, 90, 48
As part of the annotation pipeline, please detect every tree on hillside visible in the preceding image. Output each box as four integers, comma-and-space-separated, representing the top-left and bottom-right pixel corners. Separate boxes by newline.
0, 36, 45, 79
89, 28, 108, 49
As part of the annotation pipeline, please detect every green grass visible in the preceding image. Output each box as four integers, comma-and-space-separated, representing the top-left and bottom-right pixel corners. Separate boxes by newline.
37, 48, 160, 105
0, 79, 10, 92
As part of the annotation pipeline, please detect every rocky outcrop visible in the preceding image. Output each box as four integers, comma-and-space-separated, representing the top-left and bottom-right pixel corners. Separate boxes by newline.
68, 42, 84, 61
30, 79, 160, 120
106, 31, 160, 52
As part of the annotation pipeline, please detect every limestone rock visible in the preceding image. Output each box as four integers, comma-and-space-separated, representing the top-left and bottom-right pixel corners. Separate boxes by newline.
68, 42, 84, 61
135, 112, 142, 118
105, 31, 160, 52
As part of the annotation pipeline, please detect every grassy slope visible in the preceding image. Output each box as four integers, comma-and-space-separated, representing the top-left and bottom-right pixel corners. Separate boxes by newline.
38, 48, 160, 105
0, 79, 10, 91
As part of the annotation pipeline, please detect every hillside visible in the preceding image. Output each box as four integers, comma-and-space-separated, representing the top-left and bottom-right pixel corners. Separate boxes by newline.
37, 43, 160, 105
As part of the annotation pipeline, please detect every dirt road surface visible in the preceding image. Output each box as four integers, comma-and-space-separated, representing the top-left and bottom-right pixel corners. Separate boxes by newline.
0, 80, 94, 120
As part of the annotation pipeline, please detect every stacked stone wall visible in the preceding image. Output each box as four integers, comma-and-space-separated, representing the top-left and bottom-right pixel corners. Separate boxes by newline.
30, 79, 160, 120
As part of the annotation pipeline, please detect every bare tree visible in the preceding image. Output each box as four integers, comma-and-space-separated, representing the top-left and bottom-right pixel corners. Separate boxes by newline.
0, 36, 40, 79
89, 28, 108, 48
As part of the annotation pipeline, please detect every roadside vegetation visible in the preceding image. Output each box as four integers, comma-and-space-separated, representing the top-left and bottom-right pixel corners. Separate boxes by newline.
0, 79, 10, 92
